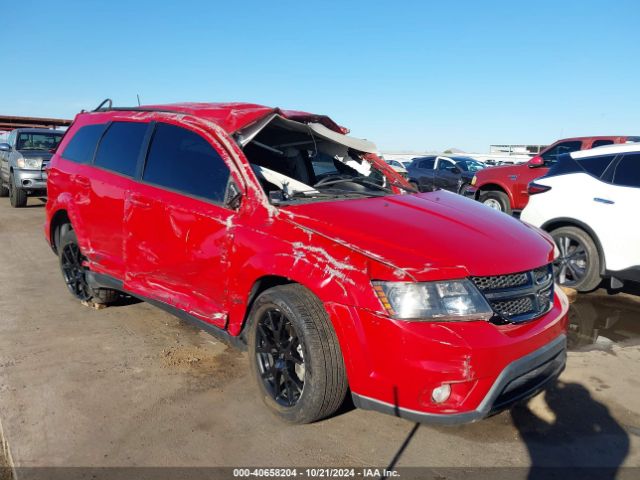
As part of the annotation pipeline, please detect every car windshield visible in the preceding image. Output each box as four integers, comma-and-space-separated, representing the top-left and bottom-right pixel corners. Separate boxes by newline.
239, 116, 415, 204
17, 132, 63, 151
454, 158, 485, 172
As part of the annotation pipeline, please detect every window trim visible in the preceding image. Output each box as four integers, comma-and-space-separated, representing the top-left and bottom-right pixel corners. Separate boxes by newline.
137, 121, 235, 210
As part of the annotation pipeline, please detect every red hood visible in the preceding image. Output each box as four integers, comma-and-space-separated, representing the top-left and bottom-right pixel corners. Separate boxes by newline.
283, 191, 554, 279
140, 102, 348, 134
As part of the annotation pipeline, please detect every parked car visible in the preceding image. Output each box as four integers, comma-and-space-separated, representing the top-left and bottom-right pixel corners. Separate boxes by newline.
407, 155, 485, 194
46, 101, 568, 425
521, 143, 640, 291
0, 128, 64, 207
384, 159, 408, 178
465, 136, 639, 214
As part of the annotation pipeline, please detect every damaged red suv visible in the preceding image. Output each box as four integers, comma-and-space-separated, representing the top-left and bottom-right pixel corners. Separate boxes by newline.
45, 100, 569, 424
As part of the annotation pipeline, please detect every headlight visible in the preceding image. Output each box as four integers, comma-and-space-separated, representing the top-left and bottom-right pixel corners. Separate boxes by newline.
471, 175, 477, 186
373, 279, 493, 321
16, 157, 42, 169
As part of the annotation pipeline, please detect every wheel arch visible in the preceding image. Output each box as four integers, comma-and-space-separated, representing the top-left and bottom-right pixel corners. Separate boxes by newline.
541, 217, 607, 274
477, 182, 513, 204
49, 209, 72, 255
236, 275, 294, 342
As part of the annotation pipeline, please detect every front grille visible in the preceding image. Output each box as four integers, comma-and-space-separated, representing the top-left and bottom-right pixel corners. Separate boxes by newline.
471, 264, 554, 323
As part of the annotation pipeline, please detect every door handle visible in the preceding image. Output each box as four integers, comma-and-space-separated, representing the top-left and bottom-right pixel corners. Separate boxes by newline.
593, 197, 614, 205
129, 194, 153, 209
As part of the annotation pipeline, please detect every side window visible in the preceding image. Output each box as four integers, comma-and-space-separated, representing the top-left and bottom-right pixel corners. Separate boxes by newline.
438, 159, 454, 171
613, 154, 640, 188
419, 158, 435, 169
94, 122, 148, 176
8, 131, 16, 148
592, 139, 614, 148
61, 124, 107, 164
541, 141, 583, 164
577, 154, 616, 178
143, 123, 230, 202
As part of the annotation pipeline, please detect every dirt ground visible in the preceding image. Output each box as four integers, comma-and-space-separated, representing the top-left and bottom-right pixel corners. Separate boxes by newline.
0, 196, 639, 478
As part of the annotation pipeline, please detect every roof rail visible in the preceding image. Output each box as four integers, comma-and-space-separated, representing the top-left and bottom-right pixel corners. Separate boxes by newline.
93, 99, 113, 112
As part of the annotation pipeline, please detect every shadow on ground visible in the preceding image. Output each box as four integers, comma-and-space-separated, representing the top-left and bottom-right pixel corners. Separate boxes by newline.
512, 381, 629, 479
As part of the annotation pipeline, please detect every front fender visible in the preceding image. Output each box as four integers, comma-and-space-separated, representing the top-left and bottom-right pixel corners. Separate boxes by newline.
225, 225, 389, 336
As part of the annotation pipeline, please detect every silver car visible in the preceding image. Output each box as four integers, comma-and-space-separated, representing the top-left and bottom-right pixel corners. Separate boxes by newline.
0, 128, 64, 207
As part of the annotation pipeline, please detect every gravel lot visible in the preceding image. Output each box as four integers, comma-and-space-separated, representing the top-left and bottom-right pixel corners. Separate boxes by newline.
0, 196, 639, 479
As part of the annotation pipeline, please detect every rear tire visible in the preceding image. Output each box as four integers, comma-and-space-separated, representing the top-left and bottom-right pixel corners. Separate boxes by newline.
247, 284, 348, 424
59, 229, 119, 304
480, 190, 511, 215
0, 180, 8, 197
9, 173, 27, 208
550, 226, 601, 292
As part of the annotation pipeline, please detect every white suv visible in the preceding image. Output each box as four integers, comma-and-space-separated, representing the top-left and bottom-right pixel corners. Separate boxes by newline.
521, 143, 640, 292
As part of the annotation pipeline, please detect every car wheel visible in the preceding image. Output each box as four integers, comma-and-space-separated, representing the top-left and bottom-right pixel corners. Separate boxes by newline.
479, 191, 511, 215
8, 173, 27, 208
0, 180, 8, 197
59, 229, 119, 304
550, 226, 601, 292
247, 284, 348, 424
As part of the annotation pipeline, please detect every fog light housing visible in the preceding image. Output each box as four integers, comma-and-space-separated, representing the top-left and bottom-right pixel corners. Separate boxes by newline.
432, 384, 451, 404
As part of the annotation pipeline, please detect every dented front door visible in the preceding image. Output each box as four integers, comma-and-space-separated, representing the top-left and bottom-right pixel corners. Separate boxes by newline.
123, 121, 236, 328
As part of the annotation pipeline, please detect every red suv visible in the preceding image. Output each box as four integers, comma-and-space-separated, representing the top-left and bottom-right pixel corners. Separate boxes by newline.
466, 136, 638, 214
45, 101, 568, 424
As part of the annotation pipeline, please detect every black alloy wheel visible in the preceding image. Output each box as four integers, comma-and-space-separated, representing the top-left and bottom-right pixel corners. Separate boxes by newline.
255, 308, 305, 407
61, 238, 92, 301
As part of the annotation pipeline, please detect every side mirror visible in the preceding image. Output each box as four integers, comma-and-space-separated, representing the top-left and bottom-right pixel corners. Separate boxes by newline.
528, 156, 544, 168
0, 143, 11, 152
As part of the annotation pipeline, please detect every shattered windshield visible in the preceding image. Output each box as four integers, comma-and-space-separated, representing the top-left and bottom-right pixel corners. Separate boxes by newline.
240, 116, 414, 204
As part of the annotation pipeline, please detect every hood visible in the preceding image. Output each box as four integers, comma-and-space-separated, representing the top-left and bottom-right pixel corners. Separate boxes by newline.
18, 150, 54, 161
282, 190, 554, 279
476, 163, 528, 179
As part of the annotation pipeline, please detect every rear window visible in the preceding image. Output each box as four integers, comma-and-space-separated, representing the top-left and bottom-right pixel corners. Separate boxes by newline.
577, 154, 617, 178
61, 124, 106, 164
94, 122, 148, 177
613, 154, 640, 188
591, 139, 614, 148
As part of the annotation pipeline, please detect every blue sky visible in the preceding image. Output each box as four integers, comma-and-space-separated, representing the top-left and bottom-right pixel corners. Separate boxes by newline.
2, 0, 638, 152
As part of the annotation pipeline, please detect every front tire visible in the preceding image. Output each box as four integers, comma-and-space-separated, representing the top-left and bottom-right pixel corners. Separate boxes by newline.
59, 229, 119, 304
9, 173, 27, 207
550, 226, 601, 292
480, 190, 512, 214
247, 284, 348, 424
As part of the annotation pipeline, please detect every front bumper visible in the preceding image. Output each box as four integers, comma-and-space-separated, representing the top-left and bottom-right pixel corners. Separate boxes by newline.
327, 290, 569, 424
353, 334, 566, 424
12, 168, 47, 191
463, 185, 478, 199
